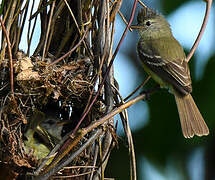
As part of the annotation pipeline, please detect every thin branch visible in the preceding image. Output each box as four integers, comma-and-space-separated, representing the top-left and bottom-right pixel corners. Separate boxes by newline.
137, 0, 147, 8
109, 0, 133, 31
85, 93, 146, 133
113, 84, 137, 180
99, 135, 104, 180
0, 17, 14, 97
63, 0, 93, 59
89, 143, 99, 180
47, 1, 65, 57
63, 0, 81, 34
27, 0, 37, 56
121, 107, 137, 180
0, 0, 17, 63
186, 0, 212, 62
36, 129, 103, 180
32, 0, 48, 56
124, 75, 151, 101
15, 0, 30, 54
47, 26, 89, 67
42, 0, 55, 60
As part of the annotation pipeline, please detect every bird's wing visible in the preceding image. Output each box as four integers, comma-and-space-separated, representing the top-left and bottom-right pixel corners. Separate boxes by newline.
137, 38, 192, 95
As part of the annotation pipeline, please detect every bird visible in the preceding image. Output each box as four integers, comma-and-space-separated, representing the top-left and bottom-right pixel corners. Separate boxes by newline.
135, 7, 209, 138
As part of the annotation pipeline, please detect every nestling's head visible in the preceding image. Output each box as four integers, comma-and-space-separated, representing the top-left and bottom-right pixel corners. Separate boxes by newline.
137, 7, 172, 40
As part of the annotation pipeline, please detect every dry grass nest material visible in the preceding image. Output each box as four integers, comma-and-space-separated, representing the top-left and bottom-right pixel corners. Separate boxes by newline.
0, 52, 104, 170
15, 52, 93, 105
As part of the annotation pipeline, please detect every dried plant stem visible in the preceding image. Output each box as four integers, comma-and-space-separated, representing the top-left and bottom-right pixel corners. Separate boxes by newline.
89, 142, 99, 180
113, 85, 137, 180
137, 0, 147, 8
0, 0, 17, 62
15, 0, 30, 54
27, 0, 37, 56
124, 75, 151, 101
86, 94, 146, 133
37, 129, 103, 180
63, 0, 80, 33
0, 17, 14, 97
110, 0, 122, 22
63, 0, 93, 59
186, 0, 212, 62
42, 0, 55, 60
121, 108, 137, 180
47, 26, 89, 67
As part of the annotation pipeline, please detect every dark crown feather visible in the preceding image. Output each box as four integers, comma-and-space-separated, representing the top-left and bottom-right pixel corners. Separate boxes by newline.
137, 7, 159, 23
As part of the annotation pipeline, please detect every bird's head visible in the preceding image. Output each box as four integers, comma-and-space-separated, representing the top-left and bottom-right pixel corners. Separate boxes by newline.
135, 7, 172, 40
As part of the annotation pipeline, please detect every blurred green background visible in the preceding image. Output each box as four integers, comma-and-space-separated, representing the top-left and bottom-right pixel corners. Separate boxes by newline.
106, 0, 215, 179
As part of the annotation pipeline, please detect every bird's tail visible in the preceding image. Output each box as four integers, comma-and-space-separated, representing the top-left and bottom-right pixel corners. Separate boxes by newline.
174, 93, 209, 138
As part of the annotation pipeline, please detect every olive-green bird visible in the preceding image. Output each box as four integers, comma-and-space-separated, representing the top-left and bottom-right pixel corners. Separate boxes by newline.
135, 7, 209, 138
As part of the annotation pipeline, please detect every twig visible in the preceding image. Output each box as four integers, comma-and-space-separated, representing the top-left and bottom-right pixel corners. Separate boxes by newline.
47, 1, 65, 57
63, 0, 81, 34
0, 0, 16, 63
62, 165, 97, 169
42, 0, 55, 60
124, 75, 151, 101
63, 0, 93, 59
36, 129, 103, 180
98, 135, 104, 180
15, 0, 30, 54
51, 171, 97, 178
47, 26, 89, 67
32, 0, 48, 56
27, 0, 37, 56
89, 142, 99, 180
0, 17, 14, 97
137, 0, 147, 8
109, 0, 132, 31
186, 0, 212, 62
121, 107, 137, 180
113, 85, 137, 180
85, 93, 146, 133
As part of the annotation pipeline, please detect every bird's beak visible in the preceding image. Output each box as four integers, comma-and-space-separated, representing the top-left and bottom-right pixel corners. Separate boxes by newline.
130, 25, 145, 29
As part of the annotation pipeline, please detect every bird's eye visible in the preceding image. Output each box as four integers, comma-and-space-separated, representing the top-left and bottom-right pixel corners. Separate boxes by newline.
146, 20, 151, 26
